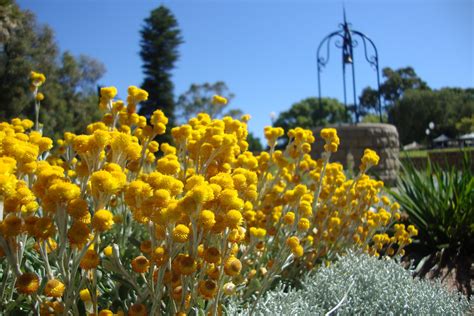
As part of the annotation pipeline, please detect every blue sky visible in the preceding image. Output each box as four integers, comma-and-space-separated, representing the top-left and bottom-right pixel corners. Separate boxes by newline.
17, 0, 474, 141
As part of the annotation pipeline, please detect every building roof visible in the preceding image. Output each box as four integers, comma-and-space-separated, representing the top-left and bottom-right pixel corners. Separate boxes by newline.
433, 134, 450, 142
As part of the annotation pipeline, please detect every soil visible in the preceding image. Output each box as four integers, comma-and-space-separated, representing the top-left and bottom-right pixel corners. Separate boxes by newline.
403, 247, 473, 299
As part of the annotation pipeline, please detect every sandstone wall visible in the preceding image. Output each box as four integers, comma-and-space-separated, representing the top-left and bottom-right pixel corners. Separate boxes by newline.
312, 123, 400, 186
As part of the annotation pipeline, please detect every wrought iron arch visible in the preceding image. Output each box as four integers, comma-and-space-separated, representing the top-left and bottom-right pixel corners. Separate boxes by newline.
317, 10, 382, 123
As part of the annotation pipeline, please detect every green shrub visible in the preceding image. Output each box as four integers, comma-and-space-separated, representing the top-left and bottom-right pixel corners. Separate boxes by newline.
390, 157, 473, 296
392, 157, 473, 254
228, 252, 470, 315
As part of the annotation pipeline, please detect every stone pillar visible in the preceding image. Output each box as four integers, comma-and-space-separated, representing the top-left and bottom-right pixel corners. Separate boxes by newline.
312, 123, 400, 186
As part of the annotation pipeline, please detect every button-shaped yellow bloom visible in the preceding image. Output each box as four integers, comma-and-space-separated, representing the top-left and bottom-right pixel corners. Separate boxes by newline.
30, 71, 46, 87
224, 256, 242, 276
131, 255, 150, 273
92, 209, 114, 232
79, 288, 91, 301
203, 247, 221, 264
128, 303, 147, 316
198, 210, 216, 230
198, 280, 217, 299
80, 249, 100, 270
16, 272, 40, 294
211, 95, 228, 105
172, 224, 190, 243
44, 279, 65, 298
225, 209, 242, 228
67, 221, 91, 246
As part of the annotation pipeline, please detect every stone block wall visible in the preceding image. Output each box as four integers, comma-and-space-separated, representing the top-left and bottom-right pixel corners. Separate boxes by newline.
312, 123, 400, 186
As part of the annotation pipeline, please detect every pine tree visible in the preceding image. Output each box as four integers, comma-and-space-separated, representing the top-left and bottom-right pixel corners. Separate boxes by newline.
138, 5, 183, 134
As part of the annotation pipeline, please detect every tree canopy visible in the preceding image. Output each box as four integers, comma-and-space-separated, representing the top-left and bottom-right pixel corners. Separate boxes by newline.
273, 97, 347, 145
176, 81, 241, 122
389, 88, 474, 145
138, 5, 183, 135
274, 97, 347, 130
0, 1, 105, 139
359, 66, 429, 119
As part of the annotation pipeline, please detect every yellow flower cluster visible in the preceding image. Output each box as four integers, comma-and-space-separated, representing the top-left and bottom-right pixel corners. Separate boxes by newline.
360, 148, 380, 172
30, 71, 46, 87
212, 95, 228, 105
0, 76, 414, 315
320, 127, 340, 152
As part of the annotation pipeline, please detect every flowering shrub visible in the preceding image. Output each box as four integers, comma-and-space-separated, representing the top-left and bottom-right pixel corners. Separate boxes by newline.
0, 72, 416, 315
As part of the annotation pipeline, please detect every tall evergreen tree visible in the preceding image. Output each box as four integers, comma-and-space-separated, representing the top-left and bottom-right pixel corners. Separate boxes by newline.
138, 5, 183, 133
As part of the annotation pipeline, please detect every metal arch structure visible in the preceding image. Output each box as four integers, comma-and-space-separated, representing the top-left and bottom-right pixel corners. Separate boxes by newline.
317, 10, 382, 124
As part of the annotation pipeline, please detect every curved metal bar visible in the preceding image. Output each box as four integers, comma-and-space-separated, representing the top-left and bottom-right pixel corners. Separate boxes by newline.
317, 31, 343, 69
352, 30, 379, 69
352, 30, 383, 122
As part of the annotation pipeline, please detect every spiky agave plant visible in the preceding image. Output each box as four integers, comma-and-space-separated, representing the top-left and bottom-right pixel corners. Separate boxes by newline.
391, 153, 473, 296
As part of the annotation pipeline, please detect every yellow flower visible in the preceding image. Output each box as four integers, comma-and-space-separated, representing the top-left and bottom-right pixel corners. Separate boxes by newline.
99, 310, 114, 316
140, 240, 152, 254
291, 245, 304, 257
150, 109, 168, 135
225, 209, 242, 228
47, 180, 80, 204
80, 249, 100, 270
152, 246, 168, 266
198, 280, 217, 299
1, 214, 23, 237
35, 92, 44, 101
128, 303, 147, 316
223, 282, 236, 296
320, 128, 340, 152
198, 210, 215, 230
103, 245, 113, 257
92, 209, 114, 232
264, 126, 284, 147
203, 247, 221, 264
131, 255, 150, 273
30, 71, 46, 87
249, 227, 266, 239
16, 273, 40, 294
44, 279, 65, 298
178, 255, 197, 275
360, 148, 380, 170
100, 86, 118, 100
90, 169, 125, 198
211, 95, 228, 105
67, 221, 91, 247
172, 224, 190, 243
282, 212, 295, 225
79, 288, 91, 301
32, 217, 56, 240
224, 256, 242, 276
286, 236, 300, 249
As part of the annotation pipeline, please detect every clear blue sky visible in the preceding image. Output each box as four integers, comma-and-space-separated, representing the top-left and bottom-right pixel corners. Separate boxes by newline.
17, 0, 474, 141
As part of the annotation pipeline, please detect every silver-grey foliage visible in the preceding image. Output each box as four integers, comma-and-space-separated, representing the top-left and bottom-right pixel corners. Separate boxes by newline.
228, 252, 470, 315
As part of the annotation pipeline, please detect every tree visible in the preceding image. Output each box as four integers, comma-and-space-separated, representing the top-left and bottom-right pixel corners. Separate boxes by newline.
359, 67, 430, 119
456, 115, 474, 134
176, 81, 237, 122
273, 97, 347, 145
274, 97, 347, 130
247, 132, 263, 153
389, 88, 474, 145
138, 5, 183, 133
0, 1, 105, 138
